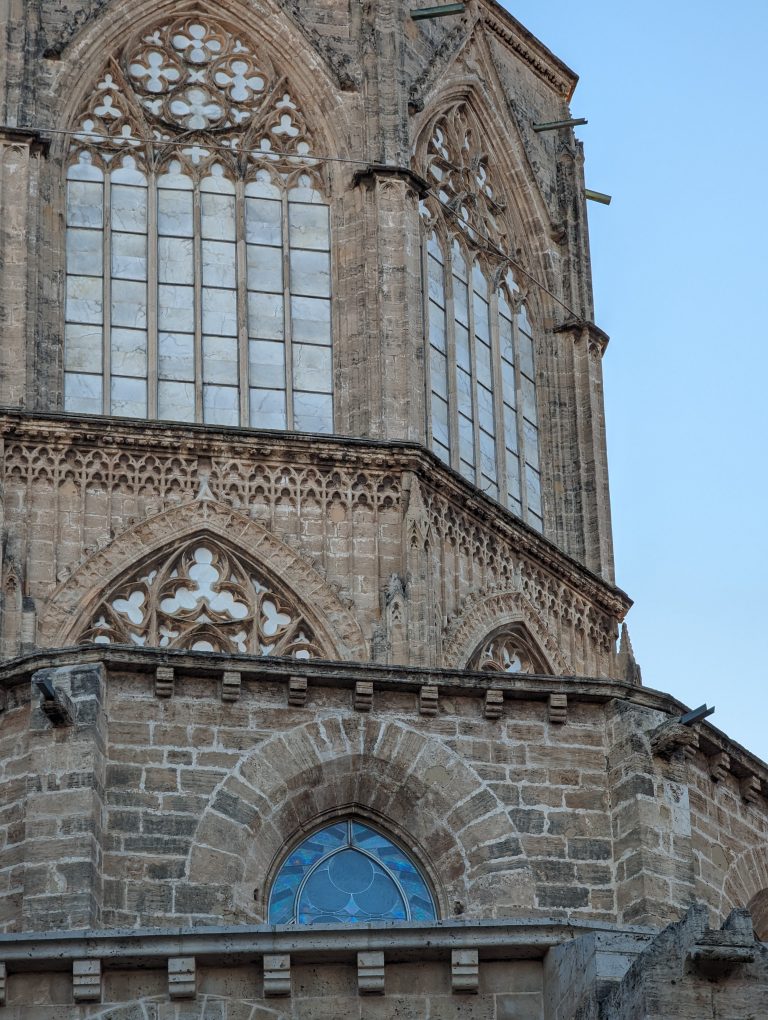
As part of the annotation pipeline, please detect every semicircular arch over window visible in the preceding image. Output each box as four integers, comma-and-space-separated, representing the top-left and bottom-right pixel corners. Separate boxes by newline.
268, 820, 438, 925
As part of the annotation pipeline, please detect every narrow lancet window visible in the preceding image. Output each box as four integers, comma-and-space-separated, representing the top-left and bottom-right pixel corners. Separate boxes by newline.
420, 102, 543, 531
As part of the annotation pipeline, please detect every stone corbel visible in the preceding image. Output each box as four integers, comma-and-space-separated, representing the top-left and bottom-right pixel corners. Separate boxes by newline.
351, 164, 430, 198
649, 719, 698, 760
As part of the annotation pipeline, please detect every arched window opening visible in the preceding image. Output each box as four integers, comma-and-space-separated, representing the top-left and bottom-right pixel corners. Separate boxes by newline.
268, 820, 438, 925
419, 103, 543, 532
64, 16, 333, 433
469, 623, 550, 675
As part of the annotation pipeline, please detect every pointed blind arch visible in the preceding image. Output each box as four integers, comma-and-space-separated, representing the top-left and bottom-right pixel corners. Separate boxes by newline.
75, 536, 328, 658
64, 12, 333, 433
417, 99, 543, 531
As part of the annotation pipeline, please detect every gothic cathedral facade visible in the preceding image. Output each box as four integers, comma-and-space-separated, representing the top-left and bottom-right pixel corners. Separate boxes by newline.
0, 1, 766, 1017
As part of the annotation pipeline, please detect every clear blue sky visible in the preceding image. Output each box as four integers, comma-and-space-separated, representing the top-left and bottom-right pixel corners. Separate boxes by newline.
498, 1, 768, 760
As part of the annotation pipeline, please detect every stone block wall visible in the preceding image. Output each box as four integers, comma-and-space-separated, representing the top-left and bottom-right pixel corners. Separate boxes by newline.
1, 652, 768, 937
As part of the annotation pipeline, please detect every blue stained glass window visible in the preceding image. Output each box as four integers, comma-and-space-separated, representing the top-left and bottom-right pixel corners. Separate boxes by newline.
268, 820, 437, 925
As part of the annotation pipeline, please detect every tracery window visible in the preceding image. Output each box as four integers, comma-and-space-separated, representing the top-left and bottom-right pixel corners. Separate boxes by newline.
64, 16, 333, 433
420, 103, 543, 531
77, 540, 323, 658
268, 820, 437, 925
469, 623, 550, 675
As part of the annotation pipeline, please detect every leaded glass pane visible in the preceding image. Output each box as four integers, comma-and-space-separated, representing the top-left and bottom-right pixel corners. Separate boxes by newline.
249, 340, 286, 389
65, 372, 102, 414
202, 240, 237, 289
247, 245, 283, 293
291, 297, 331, 345
288, 203, 330, 251
202, 287, 238, 337
477, 383, 494, 434
67, 228, 103, 277
523, 418, 540, 467
522, 375, 538, 424
293, 343, 332, 393
158, 237, 194, 285
67, 275, 103, 325
458, 413, 475, 467
246, 197, 283, 246
268, 822, 437, 926
290, 249, 331, 298
65, 325, 103, 374
456, 367, 473, 419
204, 383, 239, 426
249, 388, 287, 430
157, 188, 194, 237
201, 190, 236, 242
112, 232, 147, 281
526, 465, 542, 516
432, 393, 449, 448
293, 392, 333, 434
67, 181, 104, 228
429, 300, 447, 353
111, 279, 147, 330
111, 376, 147, 418
203, 336, 238, 385
248, 291, 284, 340
428, 255, 446, 306
520, 328, 535, 380
452, 277, 469, 327
158, 284, 195, 333
476, 340, 492, 388
158, 380, 194, 421
111, 328, 148, 378
159, 332, 195, 382
430, 348, 448, 400
111, 184, 148, 234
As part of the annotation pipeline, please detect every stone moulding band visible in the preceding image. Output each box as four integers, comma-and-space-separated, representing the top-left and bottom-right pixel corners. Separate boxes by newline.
0, 919, 656, 967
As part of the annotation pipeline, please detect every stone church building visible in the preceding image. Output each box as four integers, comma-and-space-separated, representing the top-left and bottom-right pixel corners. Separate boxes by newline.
0, 0, 766, 1016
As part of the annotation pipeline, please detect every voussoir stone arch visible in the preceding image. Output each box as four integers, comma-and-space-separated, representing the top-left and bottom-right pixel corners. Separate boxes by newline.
38, 498, 368, 661
186, 715, 525, 922
721, 843, 768, 927
441, 589, 571, 674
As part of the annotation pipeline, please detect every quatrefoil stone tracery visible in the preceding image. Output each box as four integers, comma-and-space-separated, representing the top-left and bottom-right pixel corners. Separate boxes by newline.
78, 541, 323, 659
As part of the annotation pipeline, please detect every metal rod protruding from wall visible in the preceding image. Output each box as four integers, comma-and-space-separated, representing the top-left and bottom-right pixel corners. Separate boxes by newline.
411, 3, 466, 20
585, 189, 612, 206
533, 118, 588, 133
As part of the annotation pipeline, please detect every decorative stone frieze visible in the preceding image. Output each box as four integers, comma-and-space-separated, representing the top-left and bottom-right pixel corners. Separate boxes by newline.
263, 954, 291, 997
354, 680, 374, 712
72, 960, 101, 1003
484, 688, 504, 719
357, 951, 385, 994
168, 957, 196, 999
451, 949, 479, 993
419, 684, 439, 716
548, 693, 568, 725
221, 670, 242, 703
155, 666, 174, 699
288, 676, 308, 707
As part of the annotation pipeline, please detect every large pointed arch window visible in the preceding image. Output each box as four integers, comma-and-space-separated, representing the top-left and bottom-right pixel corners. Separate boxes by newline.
268, 820, 437, 925
64, 15, 333, 433
419, 103, 543, 531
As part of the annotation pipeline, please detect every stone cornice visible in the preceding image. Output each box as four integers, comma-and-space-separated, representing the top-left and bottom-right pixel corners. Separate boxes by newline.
0, 125, 50, 155
555, 319, 611, 356
478, 1, 578, 100
0, 410, 632, 619
0, 917, 654, 967
2, 646, 767, 791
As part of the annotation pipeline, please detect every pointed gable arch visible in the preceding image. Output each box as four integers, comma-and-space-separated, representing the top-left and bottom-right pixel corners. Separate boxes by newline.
38, 499, 368, 661
441, 589, 571, 675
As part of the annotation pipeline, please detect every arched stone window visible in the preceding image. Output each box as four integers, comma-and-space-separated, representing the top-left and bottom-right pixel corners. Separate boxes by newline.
76, 538, 326, 658
268, 820, 437, 925
419, 103, 543, 531
64, 15, 333, 433
469, 622, 550, 674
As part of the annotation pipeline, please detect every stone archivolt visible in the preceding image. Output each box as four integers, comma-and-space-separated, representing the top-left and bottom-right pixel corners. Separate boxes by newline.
78, 538, 322, 658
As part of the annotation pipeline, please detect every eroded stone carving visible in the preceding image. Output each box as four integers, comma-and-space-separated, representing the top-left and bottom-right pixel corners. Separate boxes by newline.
78, 539, 322, 658
468, 622, 551, 675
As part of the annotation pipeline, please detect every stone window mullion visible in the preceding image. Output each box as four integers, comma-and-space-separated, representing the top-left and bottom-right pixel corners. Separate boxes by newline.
102, 173, 112, 415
